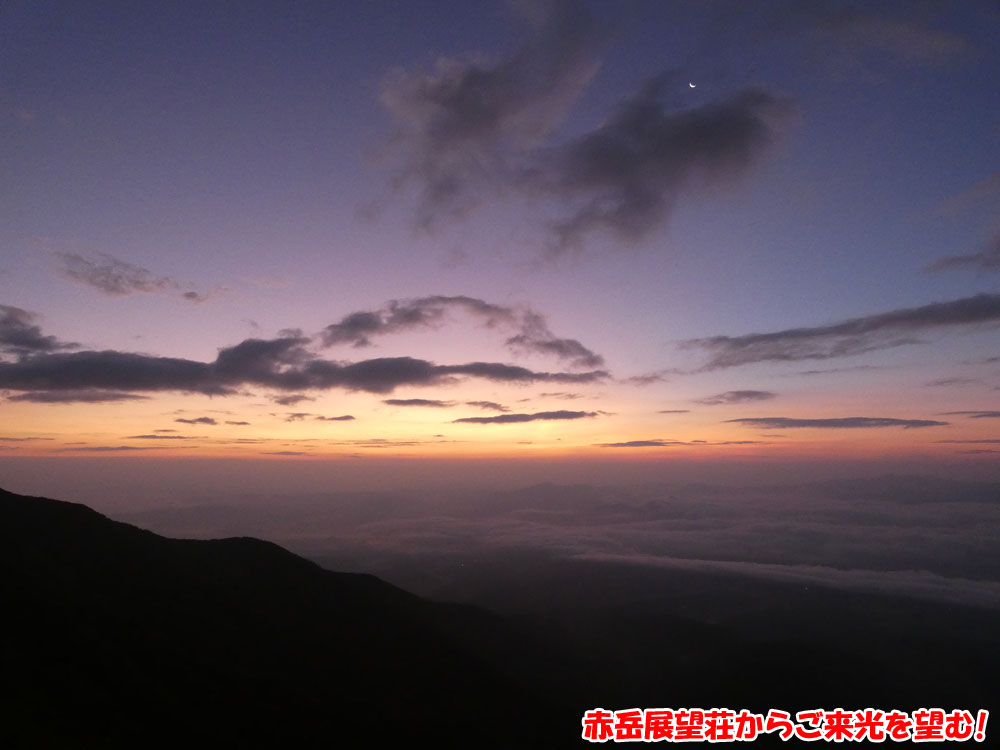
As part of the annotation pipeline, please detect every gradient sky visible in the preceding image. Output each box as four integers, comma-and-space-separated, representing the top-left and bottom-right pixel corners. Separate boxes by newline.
3, 0, 1000, 502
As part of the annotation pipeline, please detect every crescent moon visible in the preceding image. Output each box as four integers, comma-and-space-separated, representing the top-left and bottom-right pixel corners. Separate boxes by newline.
689, 82, 696, 88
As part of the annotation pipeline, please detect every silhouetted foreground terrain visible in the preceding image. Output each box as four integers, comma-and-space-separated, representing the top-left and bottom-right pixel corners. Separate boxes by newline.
0, 487, 572, 748
2, 486, 997, 747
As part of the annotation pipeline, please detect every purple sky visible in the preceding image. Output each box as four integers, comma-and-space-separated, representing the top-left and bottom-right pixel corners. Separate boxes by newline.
2, 0, 1000, 502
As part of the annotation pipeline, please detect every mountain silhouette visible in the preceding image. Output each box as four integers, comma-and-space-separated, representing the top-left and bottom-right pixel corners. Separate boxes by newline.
0, 487, 574, 747
3, 486, 997, 747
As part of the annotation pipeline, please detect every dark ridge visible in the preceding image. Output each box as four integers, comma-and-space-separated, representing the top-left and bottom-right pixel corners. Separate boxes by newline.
3, 486, 998, 748
0, 487, 574, 748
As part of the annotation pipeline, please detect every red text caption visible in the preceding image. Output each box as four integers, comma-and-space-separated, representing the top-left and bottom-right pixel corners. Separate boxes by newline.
582, 707, 989, 743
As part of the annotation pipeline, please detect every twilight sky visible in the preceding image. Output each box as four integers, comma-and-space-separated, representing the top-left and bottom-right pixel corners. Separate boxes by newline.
2, 0, 1000, 501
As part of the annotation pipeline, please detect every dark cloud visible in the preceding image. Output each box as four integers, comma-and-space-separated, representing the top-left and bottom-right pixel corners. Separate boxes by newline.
940, 410, 1000, 419
725, 417, 948, 430
436, 361, 606, 386
599, 439, 684, 448
153, 429, 177, 433
56, 252, 217, 303
694, 390, 776, 405
59, 445, 163, 452
0, 310, 607, 399
261, 451, 311, 456
226, 421, 251, 426
380, 3, 794, 254
58, 252, 177, 296
0, 350, 227, 395
380, 0, 602, 231
0, 305, 77, 356
505, 312, 604, 368
657, 409, 690, 414
284, 413, 312, 422
213, 336, 313, 389
0, 436, 53, 442
383, 398, 454, 408
6, 389, 148, 403
321, 295, 603, 369
598, 438, 765, 447
453, 409, 598, 424
937, 440, 1000, 445
126, 434, 192, 440
536, 82, 795, 252
925, 239, 1000, 274
621, 370, 673, 386
329, 438, 423, 449
175, 417, 218, 425
538, 391, 582, 400
686, 293, 1000, 369
315, 415, 355, 421
794, 365, 881, 376
465, 401, 509, 412
271, 394, 314, 406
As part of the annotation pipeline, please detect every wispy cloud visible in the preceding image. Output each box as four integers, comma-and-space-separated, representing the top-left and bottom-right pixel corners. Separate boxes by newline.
924, 377, 980, 388
597, 438, 764, 448
453, 409, 598, 424
939, 410, 1000, 419
57, 252, 214, 303
793, 365, 881, 377
58, 445, 164, 452
465, 400, 509, 412
380, 0, 603, 231
383, 398, 455, 408
380, 2, 793, 253
175, 417, 218, 425
685, 293, 1000, 369
126, 434, 193, 440
321, 295, 603, 369
725, 417, 948, 429
810, 7, 976, 65
58, 252, 176, 296
937, 439, 1000, 445
535, 81, 795, 252
271, 394, 314, 406
925, 238, 1000, 274
694, 390, 775, 405
6, 389, 148, 403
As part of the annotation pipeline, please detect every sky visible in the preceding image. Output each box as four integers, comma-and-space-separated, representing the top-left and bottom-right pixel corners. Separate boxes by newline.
3, 0, 1000, 505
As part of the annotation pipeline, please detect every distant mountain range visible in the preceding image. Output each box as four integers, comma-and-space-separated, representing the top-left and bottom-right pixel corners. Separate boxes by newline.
2, 486, 997, 747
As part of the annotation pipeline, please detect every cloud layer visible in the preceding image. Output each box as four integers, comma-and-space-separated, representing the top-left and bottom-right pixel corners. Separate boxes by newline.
321, 295, 603, 369
0, 306, 608, 401
380, 0, 602, 231
0, 305, 77, 357
57, 252, 210, 302
453, 409, 597, 424
725, 417, 948, 430
380, 2, 795, 251
694, 390, 776, 405
926, 239, 1000, 274
686, 293, 1000, 369
535, 82, 794, 252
